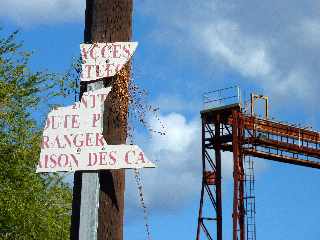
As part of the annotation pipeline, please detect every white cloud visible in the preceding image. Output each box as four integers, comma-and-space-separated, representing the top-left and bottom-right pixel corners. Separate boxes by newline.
126, 113, 202, 213
126, 112, 237, 215
189, 14, 317, 103
0, 0, 84, 25
149, 112, 198, 153
266, 69, 315, 101
198, 21, 272, 79
137, 0, 320, 113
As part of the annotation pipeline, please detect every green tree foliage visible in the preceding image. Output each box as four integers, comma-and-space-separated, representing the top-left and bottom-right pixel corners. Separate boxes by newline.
0, 31, 72, 239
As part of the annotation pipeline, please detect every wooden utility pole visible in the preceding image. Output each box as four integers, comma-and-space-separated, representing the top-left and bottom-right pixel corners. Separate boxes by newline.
70, 1, 132, 239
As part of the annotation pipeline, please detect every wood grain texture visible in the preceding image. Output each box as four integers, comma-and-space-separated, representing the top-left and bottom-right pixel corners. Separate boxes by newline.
71, 1, 132, 239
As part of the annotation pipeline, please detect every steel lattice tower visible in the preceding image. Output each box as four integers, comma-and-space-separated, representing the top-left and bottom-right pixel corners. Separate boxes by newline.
196, 87, 320, 240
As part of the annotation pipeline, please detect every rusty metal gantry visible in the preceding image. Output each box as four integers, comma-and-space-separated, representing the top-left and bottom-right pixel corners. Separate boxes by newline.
196, 88, 320, 240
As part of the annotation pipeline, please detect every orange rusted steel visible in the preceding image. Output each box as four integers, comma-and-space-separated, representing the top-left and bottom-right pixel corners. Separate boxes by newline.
221, 143, 320, 169
231, 111, 246, 240
243, 116, 320, 144
196, 113, 223, 240
197, 100, 320, 240
232, 111, 240, 240
228, 116, 320, 144
224, 113, 320, 168
204, 171, 217, 185
243, 149, 320, 169
214, 117, 223, 240
245, 137, 320, 159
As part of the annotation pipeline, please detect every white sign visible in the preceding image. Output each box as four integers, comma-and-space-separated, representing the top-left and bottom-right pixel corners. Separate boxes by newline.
36, 87, 155, 173
80, 42, 138, 82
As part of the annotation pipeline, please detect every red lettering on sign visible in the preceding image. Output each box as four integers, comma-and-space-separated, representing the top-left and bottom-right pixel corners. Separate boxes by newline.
101, 45, 107, 58
85, 133, 94, 146
99, 152, 108, 165
109, 151, 117, 165
95, 133, 105, 146
58, 154, 69, 167
71, 115, 80, 128
92, 114, 101, 127
88, 152, 98, 166
41, 153, 78, 169
96, 65, 101, 78
85, 64, 94, 78
97, 93, 108, 103
45, 116, 60, 130
52, 116, 60, 129
81, 47, 88, 63
63, 134, 73, 147
49, 154, 57, 168
125, 150, 135, 164
123, 44, 131, 59
89, 45, 99, 59
41, 136, 50, 149
73, 134, 84, 147
112, 44, 121, 58
70, 154, 79, 167
104, 64, 112, 77
81, 96, 88, 108
137, 151, 146, 163
55, 135, 66, 148
63, 115, 71, 128
90, 94, 96, 108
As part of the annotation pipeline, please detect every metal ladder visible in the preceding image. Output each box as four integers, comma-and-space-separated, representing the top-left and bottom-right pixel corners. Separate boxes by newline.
244, 156, 257, 240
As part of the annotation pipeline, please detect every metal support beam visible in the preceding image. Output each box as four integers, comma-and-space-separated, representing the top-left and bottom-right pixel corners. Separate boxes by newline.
196, 118, 207, 240
198, 95, 320, 240
232, 111, 240, 240
78, 81, 104, 240
214, 116, 222, 240
71, 1, 132, 240
79, 172, 100, 240
232, 110, 245, 240
196, 116, 221, 240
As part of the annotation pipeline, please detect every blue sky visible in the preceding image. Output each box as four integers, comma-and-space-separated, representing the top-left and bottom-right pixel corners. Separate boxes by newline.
1, 1, 320, 239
